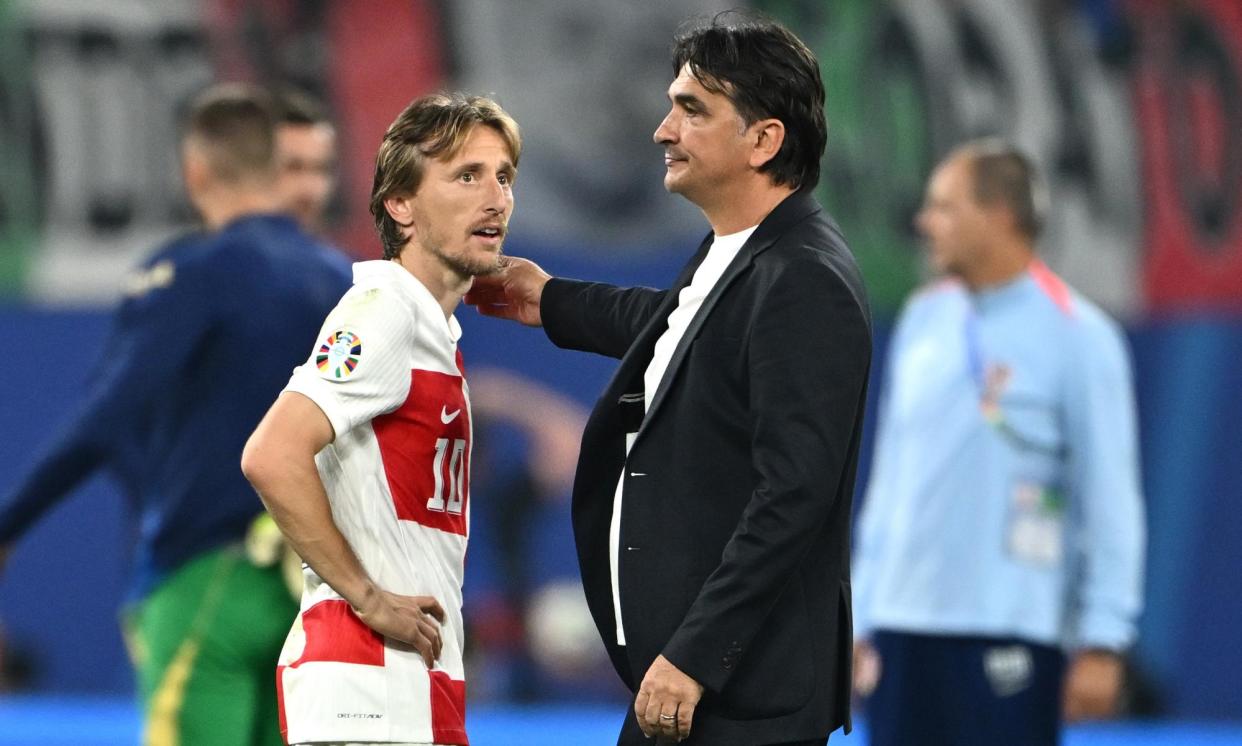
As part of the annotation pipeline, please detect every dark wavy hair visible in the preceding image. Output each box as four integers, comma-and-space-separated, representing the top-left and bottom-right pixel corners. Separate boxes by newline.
672, 12, 827, 191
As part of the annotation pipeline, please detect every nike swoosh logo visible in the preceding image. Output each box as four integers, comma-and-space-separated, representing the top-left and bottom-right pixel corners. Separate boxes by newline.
440, 406, 461, 424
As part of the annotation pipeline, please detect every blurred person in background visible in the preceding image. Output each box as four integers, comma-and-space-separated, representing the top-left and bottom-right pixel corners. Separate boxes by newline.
467, 14, 870, 745
0, 83, 351, 745
241, 93, 519, 746
851, 140, 1146, 746
462, 367, 592, 702
274, 87, 338, 235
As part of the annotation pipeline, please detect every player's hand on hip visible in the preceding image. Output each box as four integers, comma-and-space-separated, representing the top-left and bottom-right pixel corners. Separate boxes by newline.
354, 590, 447, 668
635, 654, 703, 742
1062, 649, 1123, 722
463, 256, 550, 327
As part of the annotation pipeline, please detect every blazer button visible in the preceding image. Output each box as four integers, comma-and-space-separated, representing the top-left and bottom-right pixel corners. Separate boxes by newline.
721, 656, 734, 670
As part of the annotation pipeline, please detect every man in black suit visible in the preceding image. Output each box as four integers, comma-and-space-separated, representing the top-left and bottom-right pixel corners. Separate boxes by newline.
466, 14, 871, 745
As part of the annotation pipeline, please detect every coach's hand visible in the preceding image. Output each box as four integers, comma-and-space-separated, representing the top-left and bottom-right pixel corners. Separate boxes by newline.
354, 590, 446, 669
464, 256, 550, 327
1062, 649, 1123, 722
635, 655, 703, 742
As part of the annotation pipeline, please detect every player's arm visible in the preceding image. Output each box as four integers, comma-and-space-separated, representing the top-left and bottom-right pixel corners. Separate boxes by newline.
1061, 317, 1145, 720
241, 392, 445, 667
662, 256, 871, 693
0, 414, 111, 560
0, 243, 210, 559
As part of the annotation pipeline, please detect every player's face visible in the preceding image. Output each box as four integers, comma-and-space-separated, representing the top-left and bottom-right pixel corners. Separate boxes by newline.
916, 156, 991, 278
276, 123, 337, 232
407, 125, 516, 278
654, 65, 754, 206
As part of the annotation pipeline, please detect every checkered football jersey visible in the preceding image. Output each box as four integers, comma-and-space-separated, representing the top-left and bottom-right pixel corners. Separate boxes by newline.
277, 260, 472, 745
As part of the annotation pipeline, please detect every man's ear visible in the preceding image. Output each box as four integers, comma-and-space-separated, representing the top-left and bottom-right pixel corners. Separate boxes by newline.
384, 194, 415, 228
748, 119, 786, 170
182, 143, 211, 196
976, 199, 1020, 237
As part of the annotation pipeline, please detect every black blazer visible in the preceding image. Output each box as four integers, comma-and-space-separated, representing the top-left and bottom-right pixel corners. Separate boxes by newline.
542, 190, 872, 745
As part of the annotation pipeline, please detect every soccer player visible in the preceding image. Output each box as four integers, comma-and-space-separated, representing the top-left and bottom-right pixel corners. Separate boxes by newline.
852, 140, 1145, 746
274, 87, 338, 234
241, 93, 519, 746
0, 83, 352, 745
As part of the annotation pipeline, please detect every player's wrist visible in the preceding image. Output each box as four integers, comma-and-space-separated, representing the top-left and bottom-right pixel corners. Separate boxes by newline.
346, 580, 381, 617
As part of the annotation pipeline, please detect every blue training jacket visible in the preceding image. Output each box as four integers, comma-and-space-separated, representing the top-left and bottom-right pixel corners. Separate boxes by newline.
0, 214, 352, 599
853, 262, 1145, 651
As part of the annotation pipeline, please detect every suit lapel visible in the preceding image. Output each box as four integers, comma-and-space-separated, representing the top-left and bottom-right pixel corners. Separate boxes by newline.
637, 245, 753, 440
634, 190, 822, 444
596, 235, 714, 408
596, 190, 823, 445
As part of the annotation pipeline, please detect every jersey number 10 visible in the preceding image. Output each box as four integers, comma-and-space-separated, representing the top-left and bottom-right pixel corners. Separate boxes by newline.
426, 437, 467, 514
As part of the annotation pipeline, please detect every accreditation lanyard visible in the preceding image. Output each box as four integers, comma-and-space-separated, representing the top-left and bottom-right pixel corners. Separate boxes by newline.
964, 298, 1062, 456
964, 304, 1001, 424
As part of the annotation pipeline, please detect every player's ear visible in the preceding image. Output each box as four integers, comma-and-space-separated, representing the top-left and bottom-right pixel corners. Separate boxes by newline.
182, 140, 212, 196
384, 195, 415, 228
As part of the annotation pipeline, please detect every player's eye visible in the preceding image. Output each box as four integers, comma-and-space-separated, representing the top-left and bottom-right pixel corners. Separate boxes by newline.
460, 172, 475, 183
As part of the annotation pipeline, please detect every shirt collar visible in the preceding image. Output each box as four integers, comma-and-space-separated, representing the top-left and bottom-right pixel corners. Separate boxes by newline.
352, 260, 462, 343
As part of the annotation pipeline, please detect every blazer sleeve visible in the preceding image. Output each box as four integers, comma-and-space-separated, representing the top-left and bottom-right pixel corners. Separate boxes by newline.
661, 256, 871, 694
541, 277, 667, 360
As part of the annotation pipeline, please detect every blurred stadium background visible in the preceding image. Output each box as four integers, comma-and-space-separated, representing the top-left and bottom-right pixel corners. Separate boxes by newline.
1, 0, 1240, 743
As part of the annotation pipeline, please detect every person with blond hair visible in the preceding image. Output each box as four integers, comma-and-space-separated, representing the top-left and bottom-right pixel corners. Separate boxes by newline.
242, 93, 520, 746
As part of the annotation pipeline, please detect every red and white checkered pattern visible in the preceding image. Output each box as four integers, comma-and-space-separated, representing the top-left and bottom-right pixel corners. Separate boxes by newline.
277, 261, 471, 745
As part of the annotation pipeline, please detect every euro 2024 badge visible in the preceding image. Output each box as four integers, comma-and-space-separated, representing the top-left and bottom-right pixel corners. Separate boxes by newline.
317, 329, 362, 380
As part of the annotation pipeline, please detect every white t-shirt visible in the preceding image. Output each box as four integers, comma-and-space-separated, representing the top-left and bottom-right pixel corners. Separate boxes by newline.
276, 260, 472, 746
609, 225, 757, 645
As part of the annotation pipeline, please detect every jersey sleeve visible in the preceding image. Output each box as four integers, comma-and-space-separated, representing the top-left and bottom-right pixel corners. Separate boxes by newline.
0, 236, 214, 543
285, 286, 415, 440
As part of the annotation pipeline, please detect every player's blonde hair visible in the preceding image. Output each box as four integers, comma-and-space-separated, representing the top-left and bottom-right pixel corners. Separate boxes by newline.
370, 93, 521, 260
